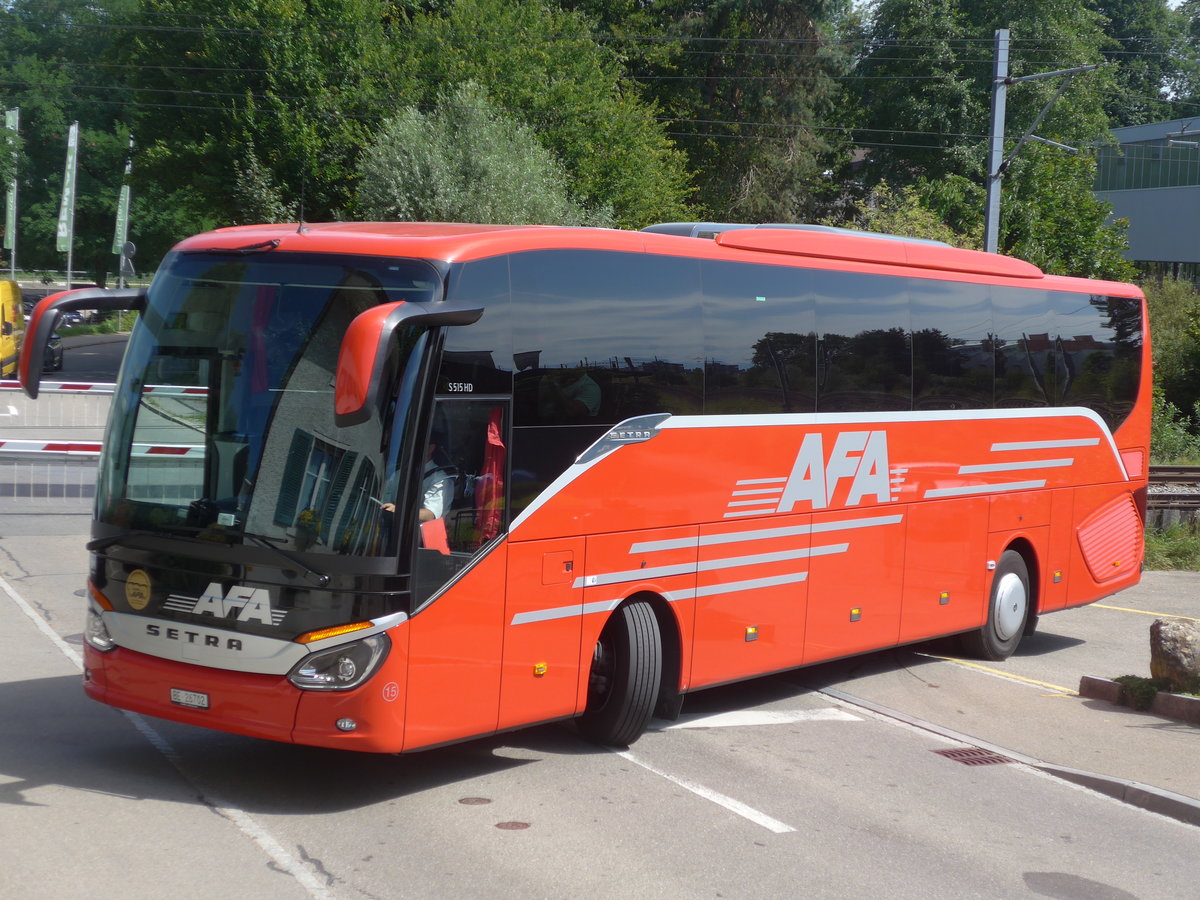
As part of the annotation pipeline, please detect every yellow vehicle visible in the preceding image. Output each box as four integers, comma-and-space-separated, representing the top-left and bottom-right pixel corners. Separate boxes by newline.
0, 280, 23, 377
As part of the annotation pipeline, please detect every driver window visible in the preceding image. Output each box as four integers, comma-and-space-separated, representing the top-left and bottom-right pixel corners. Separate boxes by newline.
412, 398, 509, 605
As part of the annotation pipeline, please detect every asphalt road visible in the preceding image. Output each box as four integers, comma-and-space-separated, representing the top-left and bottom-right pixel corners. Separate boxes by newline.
51, 332, 128, 383
0, 503, 1197, 900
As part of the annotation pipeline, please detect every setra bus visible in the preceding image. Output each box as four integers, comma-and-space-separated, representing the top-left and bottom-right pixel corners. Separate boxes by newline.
20, 221, 1149, 752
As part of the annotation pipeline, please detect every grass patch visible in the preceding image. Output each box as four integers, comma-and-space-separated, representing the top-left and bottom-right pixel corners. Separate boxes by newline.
1113, 674, 1200, 709
1143, 523, 1200, 570
59, 313, 136, 336
1113, 675, 1174, 709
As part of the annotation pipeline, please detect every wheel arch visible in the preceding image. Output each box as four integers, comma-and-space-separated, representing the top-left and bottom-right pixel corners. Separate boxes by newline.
1003, 535, 1041, 626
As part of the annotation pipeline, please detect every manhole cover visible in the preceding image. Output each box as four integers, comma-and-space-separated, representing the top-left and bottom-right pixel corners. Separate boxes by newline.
458, 797, 491, 806
932, 747, 1014, 766
495, 821, 531, 830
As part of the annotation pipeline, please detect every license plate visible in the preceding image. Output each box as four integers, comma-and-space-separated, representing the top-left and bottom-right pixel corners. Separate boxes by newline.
170, 688, 210, 709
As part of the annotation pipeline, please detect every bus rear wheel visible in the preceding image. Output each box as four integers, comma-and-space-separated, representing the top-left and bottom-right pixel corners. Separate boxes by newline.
961, 550, 1029, 661
577, 600, 662, 747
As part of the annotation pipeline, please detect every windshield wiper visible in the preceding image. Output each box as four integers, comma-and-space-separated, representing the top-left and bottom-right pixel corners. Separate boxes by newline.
87, 526, 330, 587
86, 526, 213, 552
241, 532, 331, 587
186, 239, 281, 256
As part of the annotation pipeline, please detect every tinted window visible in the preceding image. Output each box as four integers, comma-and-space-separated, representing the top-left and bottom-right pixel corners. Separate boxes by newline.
439, 257, 513, 395
510, 251, 704, 427
911, 279, 993, 410
1052, 292, 1141, 427
992, 286, 1056, 408
702, 260, 816, 414
814, 269, 912, 412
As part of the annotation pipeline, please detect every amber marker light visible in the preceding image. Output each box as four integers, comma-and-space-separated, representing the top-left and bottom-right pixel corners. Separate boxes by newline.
85, 580, 117, 652
295, 621, 373, 644
88, 580, 114, 611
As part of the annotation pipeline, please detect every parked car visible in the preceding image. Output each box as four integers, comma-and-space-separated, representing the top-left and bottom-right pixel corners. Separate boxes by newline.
43, 332, 64, 373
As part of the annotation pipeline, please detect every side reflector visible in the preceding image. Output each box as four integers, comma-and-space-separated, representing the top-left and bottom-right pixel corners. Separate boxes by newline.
1119, 449, 1146, 480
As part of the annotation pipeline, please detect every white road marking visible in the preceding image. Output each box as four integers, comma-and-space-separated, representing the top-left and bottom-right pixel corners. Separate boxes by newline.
0, 573, 335, 900
617, 749, 797, 834
657, 707, 861, 730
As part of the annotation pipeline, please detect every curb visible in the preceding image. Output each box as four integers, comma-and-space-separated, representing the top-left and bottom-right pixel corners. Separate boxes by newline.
1079, 675, 1200, 726
816, 684, 1200, 829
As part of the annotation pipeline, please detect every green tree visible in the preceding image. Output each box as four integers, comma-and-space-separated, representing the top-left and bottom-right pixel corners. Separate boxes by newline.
1000, 149, 1134, 280
827, 180, 981, 247
357, 82, 614, 226
402, 0, 692, 228
1091, 0, 1182, 127
565, 0, 856, 222
108, 0, 402, 250
0, 1, 130, 279
849, 1, 1131, 278
1146, 279, 1200, 422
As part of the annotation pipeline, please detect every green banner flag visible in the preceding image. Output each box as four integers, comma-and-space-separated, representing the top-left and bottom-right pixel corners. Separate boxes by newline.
112, 138, 133, 256
3, 108, 16, 254
55, 121, 79, 254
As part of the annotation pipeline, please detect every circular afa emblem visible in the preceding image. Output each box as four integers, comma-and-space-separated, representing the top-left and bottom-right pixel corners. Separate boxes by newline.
125, 569, 153, 611
381, 682, 400, 703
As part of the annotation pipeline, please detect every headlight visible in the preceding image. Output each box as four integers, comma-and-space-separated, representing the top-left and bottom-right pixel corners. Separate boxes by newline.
288, 633, 390, 691
85, 603, 116, 652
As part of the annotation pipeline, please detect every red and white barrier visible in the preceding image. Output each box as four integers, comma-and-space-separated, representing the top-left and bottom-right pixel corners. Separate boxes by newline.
0, 440, 203, 457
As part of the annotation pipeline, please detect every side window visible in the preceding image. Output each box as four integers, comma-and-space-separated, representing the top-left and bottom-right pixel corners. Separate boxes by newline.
993, 287, 1055, 409
702, 260, 816, 414
1051, 292, 1142, 429
511, 250, 703, 427
815, 270, 912, 412
412, 398, 509, 605
911, 279, 993, 410
439, 257, 512, 395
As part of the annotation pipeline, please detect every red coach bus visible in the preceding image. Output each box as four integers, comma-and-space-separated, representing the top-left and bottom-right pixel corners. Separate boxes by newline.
20, 222, 1149, 752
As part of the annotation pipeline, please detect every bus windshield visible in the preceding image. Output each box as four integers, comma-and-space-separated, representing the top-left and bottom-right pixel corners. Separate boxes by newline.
96, 250, 439, 557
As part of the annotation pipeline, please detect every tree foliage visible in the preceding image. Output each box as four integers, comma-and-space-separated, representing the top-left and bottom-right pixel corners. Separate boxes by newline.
400, 0, 692, 228
847, 0, 1138, 276
0, 0, 1192, 285
357, 82, 614, 226
565, 0, 856, 222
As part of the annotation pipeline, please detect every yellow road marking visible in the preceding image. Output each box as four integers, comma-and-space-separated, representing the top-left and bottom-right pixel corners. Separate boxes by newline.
919, 654, 1077, 695
1093, 603, 1200, 622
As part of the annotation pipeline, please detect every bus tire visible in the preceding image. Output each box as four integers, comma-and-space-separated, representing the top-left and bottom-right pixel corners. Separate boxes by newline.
961, 550, 1029, 661
577, 600, 662, 747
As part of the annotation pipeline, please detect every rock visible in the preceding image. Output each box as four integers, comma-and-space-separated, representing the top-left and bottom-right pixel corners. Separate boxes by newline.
1149, 618, 1200, 689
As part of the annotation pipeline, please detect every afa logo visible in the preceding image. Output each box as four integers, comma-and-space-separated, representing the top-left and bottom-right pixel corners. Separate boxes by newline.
161, 582, 287, 626
731, 430, 899, 517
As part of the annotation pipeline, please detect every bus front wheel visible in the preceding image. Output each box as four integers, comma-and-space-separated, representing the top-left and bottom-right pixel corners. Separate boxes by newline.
577, 600, 662, 747
961, 550, 1029, 661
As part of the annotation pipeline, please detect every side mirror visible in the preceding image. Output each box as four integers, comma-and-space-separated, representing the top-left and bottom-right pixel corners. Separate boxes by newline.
335, 301, 483, 427
21, 288, 145, 397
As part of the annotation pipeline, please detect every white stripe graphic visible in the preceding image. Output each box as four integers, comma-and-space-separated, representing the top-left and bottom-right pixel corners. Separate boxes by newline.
630, 514, 904, 554
693, 571, 810, 598
958, 458, 1072, 474
574, 543, 848, 589
511, 598, 620, 626
925, 479, 1046, 499
990, 438, 1099, 451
